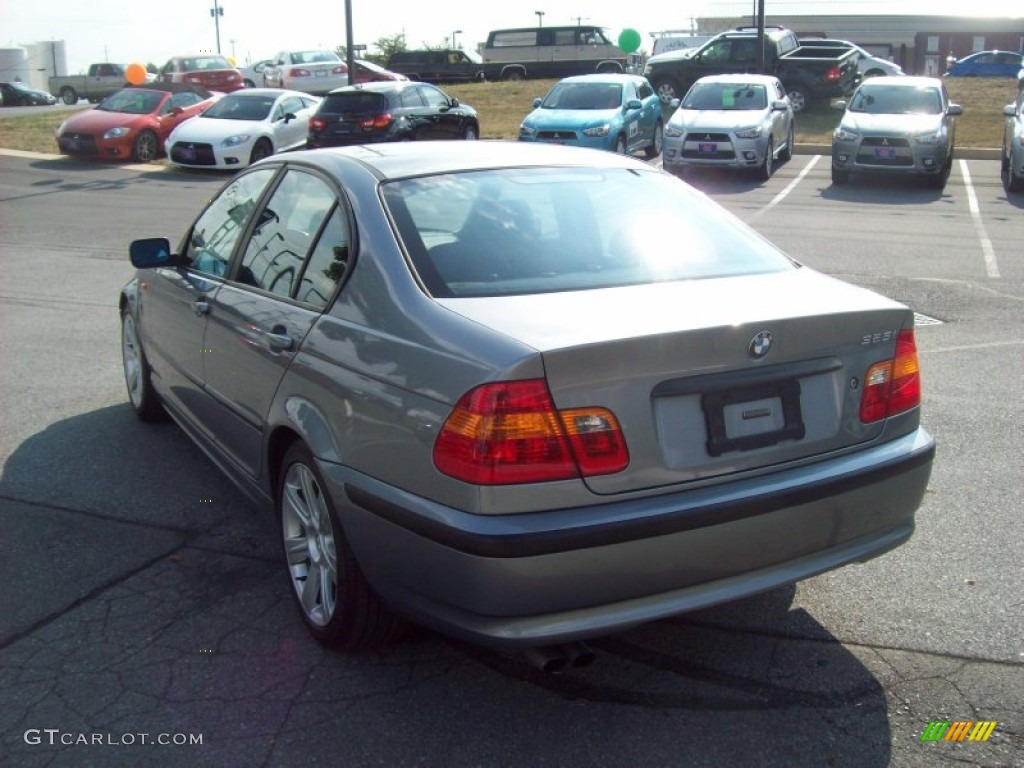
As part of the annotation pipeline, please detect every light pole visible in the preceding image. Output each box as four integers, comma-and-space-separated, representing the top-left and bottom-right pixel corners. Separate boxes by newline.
535, 11, 544, 27
452, 30, 462, 49
209, 1, 224, 54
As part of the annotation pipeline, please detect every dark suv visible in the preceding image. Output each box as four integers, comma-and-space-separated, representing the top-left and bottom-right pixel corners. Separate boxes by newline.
306, 82, 479, 148
386, 50, 484, 83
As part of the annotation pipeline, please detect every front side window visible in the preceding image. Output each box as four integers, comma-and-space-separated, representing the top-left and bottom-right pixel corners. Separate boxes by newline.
383, 167, 795, 298
419, 85, 449, 108
186, 168, 277, 277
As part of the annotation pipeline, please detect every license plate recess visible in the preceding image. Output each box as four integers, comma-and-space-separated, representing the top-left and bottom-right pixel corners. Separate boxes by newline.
702, 379, 805, 457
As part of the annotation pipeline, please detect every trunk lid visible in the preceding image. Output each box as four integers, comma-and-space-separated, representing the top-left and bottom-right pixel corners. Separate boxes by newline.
437, 267, 911, 494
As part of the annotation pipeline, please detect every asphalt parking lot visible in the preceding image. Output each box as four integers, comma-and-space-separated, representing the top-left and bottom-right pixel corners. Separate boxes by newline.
0, 148, 1021, 768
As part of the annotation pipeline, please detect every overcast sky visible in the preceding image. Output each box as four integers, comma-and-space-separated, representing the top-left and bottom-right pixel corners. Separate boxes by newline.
5, 0, 1019, 74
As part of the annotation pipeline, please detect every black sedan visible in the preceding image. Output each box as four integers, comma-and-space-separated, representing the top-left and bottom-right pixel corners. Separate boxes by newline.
1, 81, 57, 107
306, 81, 478, 148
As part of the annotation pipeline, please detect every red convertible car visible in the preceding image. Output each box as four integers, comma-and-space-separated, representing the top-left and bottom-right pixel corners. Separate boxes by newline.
55, 83, 217, 162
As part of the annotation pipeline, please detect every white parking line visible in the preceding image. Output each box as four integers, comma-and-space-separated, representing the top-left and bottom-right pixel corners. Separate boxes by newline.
749, 155, 820, 221
959, 159, 1000, 279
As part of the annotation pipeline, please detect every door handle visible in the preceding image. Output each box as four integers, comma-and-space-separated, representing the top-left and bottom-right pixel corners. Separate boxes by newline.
263, 327, 295, 352
193, 299, 210, 316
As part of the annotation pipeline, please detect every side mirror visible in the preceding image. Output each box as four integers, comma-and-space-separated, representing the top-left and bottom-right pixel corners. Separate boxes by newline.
772, 100, 789, 111
947, 103, 963, 116
533, 97, 542, 108
450, 97, 460, 107
130, 238, 177, 269
625, 99, 643, 111
834, 100, 847, 110
1004, 104, 1017, 116
282, 112, 296, 123
669, 98, 681, 109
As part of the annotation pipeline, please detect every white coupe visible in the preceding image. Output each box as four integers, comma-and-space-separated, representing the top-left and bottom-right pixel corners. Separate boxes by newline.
165, 88, 320, 169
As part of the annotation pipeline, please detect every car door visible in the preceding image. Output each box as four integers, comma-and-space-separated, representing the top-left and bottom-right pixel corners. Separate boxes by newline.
201, 166, 350, 477
274, 94, 308, 150
416, 84, 462, 138
156, 91, 206, 140
140, 167, 278, 434
633, 79, 659, 148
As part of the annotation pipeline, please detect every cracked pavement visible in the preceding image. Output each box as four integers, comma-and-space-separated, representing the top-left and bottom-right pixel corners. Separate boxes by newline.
1, 153, 1022, 767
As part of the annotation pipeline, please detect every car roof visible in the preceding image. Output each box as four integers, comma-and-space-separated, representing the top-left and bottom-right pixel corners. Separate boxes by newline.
326, 81, 424, 95
859, 76, 941, 88
556, 73, 646, 85
282, 140, 649, 181
694, 73, 780, 84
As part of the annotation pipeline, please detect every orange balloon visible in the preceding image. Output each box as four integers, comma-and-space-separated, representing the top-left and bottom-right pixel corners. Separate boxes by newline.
125, 62, 147, 85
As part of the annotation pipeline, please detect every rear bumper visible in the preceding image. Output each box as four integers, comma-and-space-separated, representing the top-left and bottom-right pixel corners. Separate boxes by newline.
325, 427, 934, 648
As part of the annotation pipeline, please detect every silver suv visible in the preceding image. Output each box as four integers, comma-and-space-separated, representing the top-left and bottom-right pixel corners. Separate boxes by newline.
831, 76, 961, 189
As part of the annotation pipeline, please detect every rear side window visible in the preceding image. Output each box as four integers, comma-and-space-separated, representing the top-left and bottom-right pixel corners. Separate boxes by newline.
490, 31, 537, 47
382, 167, 795, 298
238, 170, 340, 302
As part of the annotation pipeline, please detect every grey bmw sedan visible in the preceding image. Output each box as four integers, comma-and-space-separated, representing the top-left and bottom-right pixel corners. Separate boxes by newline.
120, 142, 934, 659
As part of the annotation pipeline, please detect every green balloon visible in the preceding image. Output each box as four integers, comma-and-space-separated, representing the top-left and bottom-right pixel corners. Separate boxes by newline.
618, 28, 641, 54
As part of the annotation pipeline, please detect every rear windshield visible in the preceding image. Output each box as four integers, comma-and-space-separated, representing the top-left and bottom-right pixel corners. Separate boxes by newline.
320, 92, 390, 114
382, 166, 796, 298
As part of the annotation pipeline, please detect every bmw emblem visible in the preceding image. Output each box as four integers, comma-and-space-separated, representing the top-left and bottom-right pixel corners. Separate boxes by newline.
749, 331, 774, 359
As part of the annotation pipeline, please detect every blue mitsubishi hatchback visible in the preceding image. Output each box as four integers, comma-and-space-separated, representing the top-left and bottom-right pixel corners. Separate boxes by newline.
518, 73, 663, 156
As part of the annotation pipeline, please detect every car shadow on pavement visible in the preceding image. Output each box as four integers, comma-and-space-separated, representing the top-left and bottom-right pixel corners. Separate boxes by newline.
1, 404, 893, 767
28, 157, 232, 186
819, 173, 948, 204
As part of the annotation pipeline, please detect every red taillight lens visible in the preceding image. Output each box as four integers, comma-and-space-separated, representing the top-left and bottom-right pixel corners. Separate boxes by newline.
860, 329, 921, 423
433, 379, 629, 485
331, 65, 347, 75
289, 68, 311, 77
360, 113, 392, 130
825, 66, 842, 82
309, 117, 327, 131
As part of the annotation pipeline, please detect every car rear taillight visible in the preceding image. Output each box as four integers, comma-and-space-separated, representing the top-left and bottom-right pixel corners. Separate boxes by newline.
433, 379, 629, 485
860, 329, 921, 423
360, 113, 392, 130
825, 66, 842, 82
332, 65, 347, 75
309, 117, 327, 131
290, 68, 312, 77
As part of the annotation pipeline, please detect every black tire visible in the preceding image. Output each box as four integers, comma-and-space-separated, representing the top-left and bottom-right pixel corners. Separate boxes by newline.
758, 139, 774, 181
502, 69, 524, 82
463, 124, 478, 141
132, 130, 158, 162
780, 122, 794, 162
645, 120, 663, 158
60, 87, 77, 105
277, 442, 406, 651
614, 134, 627, 154
786, 87, 808, 114
1003, 151, 1024, 192
249, 138, 273, 165
654, 78, 679, 105
831, 165, 850, 185
121, 309, 165, 422
927, 152, 953, 190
